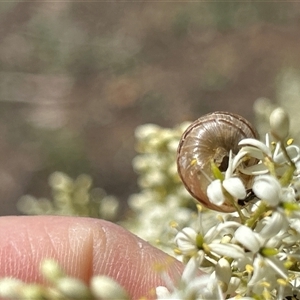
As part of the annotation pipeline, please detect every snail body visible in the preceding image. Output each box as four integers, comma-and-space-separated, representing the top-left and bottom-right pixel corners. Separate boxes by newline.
177, 111, 258, 212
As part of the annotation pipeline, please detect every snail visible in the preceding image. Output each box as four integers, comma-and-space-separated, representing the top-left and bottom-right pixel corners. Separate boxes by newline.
177, 111, 259, 212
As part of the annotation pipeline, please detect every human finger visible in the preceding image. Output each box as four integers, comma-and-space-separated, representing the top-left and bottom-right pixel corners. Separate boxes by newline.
0, 216, 182, 299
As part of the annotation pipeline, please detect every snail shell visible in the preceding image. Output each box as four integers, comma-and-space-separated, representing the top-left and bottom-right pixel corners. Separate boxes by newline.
177, 111, 258, 212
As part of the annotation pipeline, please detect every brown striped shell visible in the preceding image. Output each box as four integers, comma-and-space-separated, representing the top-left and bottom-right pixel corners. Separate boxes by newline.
177, 111, 258, 212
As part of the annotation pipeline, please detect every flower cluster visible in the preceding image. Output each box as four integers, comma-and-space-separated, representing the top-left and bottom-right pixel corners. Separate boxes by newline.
122, 122, 198, 254
0, 259, 129, 300
2, 107, 300, 300
159, 108, 300, 299
17, 172, 119, 220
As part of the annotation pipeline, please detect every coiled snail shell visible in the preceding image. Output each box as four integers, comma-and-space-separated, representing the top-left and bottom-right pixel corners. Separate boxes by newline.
177, 111, 258, 212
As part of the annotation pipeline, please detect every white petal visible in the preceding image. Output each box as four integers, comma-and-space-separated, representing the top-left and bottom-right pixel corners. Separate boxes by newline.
175, 228, 198, 255
259, 211, 286, 239
239, 138, 272, 157
231, 147, 263, 174
289, 218, 300, 233
248, 255, 266, 286
231, 149, 248, 171
181, 255, 201, 284
273, 142, 281, 161
227, 277, 241, 295
252, 175, 281, 206
274, 145, 300, 164
223, 177, 246, 199
215, 257, 231, 286
209, 243, 245, 259
239, 163, 269, 175
155, 286, 171, 299
234, 226, 261, 253
207, 180, 225, 206
175, 227, 197, 243
186, 275, 213, 295
239, 146, 265, 160
265, 133, 271, 148
225, 150, 234, 178
266, 256, 288, 279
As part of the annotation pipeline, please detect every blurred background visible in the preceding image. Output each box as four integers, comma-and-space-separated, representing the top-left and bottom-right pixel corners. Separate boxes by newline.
1, 2, 300, 215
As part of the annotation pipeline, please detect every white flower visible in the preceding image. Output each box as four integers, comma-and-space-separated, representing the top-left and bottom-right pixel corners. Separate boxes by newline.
181, 255, 203, 285
207, 180, 225, 206
207, 151, 247, 207
175, 213, 243, 269
247, 255, 278, 294
273, 144, 300, 165
252, 175, 282, 206
236, 212, 288, 250
234, 214, 289, 293
257, 211, 289, 243
183, 275, 224, 300
235, 136, 272, 176
156, 258, 223, 300
234, 226, 261, 253
237, 134, 300, 177
238, 137, 272, 159
223, 178, 246, 200
175, 227, 198, 256
134, 123, 161, 140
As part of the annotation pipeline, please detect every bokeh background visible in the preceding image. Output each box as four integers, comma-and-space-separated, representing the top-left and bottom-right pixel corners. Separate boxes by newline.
1, 2, 300, 216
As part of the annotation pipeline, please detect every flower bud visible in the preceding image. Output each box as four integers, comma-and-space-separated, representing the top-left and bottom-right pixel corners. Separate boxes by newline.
269, 108, 290, 141
90, 276, 129, 300
56, 277, 91, 299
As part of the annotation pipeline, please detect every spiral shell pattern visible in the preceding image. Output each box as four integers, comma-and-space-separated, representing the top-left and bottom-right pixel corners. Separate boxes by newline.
177, 111, 258, 212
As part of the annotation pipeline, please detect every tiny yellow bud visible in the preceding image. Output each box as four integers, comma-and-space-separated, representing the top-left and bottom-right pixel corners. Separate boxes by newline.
261, 281, 271, 288
196, 204, 203, 212
277, 278, 288, 286
245, 264, 254, 273
284, 260, 294, 270
173, 248, 182, 255
261, 247, 279, 256
190, 159, 197, 166
221, 235, 231, 243
169, 220, 178, 228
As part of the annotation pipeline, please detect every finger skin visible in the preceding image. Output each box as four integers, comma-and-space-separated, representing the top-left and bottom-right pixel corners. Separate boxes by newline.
0, 216, 182, 299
